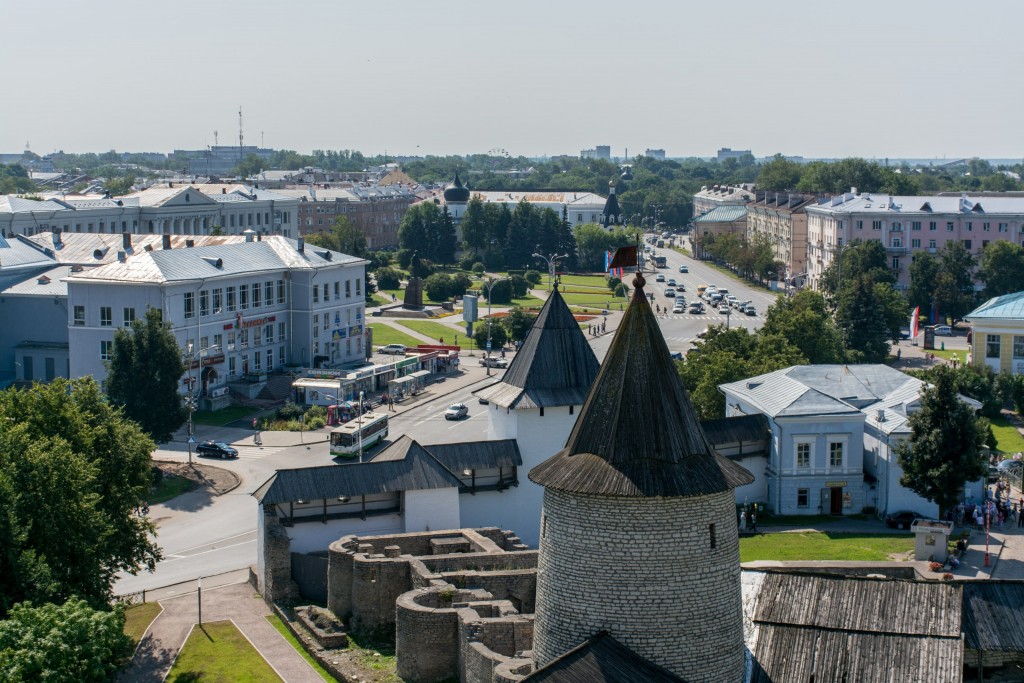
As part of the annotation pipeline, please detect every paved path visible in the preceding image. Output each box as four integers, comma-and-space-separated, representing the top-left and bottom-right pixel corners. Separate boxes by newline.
122, 582, 323, 683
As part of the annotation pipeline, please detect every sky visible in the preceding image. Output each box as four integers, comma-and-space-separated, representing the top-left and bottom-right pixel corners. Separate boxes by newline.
3, 0, 1023, 160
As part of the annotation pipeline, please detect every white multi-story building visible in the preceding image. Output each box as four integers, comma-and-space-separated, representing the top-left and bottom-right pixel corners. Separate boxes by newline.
805, 190, 1024, 291
1, 184, 298, 239
67, 234, 368, 396
692, 184, 754, 218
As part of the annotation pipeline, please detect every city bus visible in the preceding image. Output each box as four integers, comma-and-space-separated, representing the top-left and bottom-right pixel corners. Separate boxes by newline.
329, 412, 389, 458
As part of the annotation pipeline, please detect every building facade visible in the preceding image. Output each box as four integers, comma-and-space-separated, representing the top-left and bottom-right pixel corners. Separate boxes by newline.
277, 185, 414, 248
965, 292, 1024, 375
692, 184, 755, 217
691, 205, 747, 260
746, 191, 815, 283
805, 191, 1024, 292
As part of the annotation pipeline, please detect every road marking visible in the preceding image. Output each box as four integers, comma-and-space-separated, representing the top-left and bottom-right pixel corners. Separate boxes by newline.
158, 539, 256, 563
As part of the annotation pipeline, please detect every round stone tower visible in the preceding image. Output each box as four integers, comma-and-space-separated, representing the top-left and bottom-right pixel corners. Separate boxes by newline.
529, 267, 754, 682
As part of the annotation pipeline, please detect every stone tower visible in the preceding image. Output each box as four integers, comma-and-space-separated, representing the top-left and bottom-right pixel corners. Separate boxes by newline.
529, 271, 754, 682
471, 285, 599, 547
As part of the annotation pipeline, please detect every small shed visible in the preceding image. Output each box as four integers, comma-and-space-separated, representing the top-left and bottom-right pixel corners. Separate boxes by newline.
912, 519, 953, 562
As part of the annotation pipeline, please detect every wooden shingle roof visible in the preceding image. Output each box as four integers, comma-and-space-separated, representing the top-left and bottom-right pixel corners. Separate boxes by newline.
700, 414, 770, 446
522, 631, 684, 683
474, 286, 599, 409
963, 582, 1024, 651
529, 275, 754, 497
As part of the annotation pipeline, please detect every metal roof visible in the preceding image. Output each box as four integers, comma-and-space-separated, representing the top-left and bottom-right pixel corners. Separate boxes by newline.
808, 192, 1024, 216
693, 205, 747, 223
0, 265, 77, 296
475, 287, 599, 410
0, 235, 56, 272
529, 276, 754, 498
522, 631, 683, 683
966, 291, 1024, 321
468, 191, 605, 207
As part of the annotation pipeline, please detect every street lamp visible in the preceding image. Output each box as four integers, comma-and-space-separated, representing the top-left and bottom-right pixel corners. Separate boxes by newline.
531, 251, 570, 292
482, 277, 510, 377
184, 342, 220, 465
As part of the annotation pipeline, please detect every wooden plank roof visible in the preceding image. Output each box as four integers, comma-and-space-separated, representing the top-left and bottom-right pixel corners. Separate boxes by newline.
529, 275, 754, 497
700, 414, 770, 447
963, 582, 1024, 651
522, 631, 684, 683
474, 286, 599, 409
423, 439, 522, 472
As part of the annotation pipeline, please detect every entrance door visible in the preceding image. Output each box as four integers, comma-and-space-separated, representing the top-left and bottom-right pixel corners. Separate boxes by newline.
831, 487, 843, 515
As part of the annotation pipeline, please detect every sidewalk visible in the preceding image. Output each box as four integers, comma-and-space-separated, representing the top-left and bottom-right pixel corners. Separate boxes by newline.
121, 581, 323, 683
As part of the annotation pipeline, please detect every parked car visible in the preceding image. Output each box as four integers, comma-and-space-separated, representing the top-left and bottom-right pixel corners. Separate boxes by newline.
196, 441, 239, 459
988, 466, 1001, 483
378, 344, 407, 355
444, 403, 469, 420
478, 396, 490, 405
696, 327, 711, 339
679, 265, 689, 273
479, 356, 509, 368
933, 325, 953, 336
655, 274, 666, 282
885, 510, 924, 530
996, 459, 1023, 474
672, 303, 685, 314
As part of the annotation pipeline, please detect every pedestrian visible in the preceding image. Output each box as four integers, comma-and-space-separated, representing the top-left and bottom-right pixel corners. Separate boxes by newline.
602, 322, 606, 333
392, 293, 397, 302
252, 417, 258, 430
389, 396, 395, 412
750, 510, 757, 533
587, 323, 591, 334
896, 348, 901, 361
1019, 502, 1024, 527
455, 334, 458, 346
440, 336, 444, 345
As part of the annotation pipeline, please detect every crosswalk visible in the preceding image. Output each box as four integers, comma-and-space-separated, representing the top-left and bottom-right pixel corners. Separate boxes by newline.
231, 445, 286, 460
656, 314, 763, 322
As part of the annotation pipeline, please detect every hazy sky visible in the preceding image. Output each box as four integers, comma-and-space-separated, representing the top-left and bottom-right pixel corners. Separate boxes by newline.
4, 0, 1022, 159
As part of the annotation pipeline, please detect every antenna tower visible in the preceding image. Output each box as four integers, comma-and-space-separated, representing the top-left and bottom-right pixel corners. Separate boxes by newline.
214, 130, 218, 146
238, 106, 244, 162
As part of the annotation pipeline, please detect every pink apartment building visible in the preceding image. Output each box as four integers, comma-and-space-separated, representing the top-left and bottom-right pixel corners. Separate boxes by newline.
805, 191, 1024, 291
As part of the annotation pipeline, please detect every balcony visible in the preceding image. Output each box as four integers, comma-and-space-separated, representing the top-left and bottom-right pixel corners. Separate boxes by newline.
886, 245, 909, 253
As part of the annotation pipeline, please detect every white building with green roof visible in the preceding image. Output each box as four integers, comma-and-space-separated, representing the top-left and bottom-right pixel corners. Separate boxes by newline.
965, 292, 1024, 375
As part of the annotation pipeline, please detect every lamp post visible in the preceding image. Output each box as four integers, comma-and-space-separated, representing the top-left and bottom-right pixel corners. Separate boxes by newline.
531, 251, 570, 292
184, 341, 220, 464
482, 277, 510, 377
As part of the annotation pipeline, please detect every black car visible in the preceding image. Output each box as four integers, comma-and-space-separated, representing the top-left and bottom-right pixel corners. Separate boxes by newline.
196, 440, 239, 459
884, 510, 924, 530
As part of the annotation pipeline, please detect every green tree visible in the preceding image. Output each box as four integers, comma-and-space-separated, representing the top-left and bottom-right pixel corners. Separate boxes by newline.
978, 240, 1024, 299
233, 153, 266, 178
305, 215, 367, 257
503, 306, 537, 342
106, 307, 186, 442
896, 366, 988, 516
473, 318, 509, 350
761, 290, 846, 364
374, 267, 402, 290
423, 273, 454, 301
820, 239, 894, 303
0, 598, 132, 683
574, 223, 615, 271
398, 202, 457, 265
933, 241, 976, 320
907, 250, 939, 313
103, 175, 135, 196
835, 277, 905, 362
0, 378, 160, 613
756, 155, 802, 190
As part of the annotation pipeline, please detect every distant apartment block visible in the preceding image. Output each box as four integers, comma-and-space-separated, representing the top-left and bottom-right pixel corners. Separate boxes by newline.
717, 147, 753, 162
580, 145, 611, 160
692, 184, 755, 217
644, 148, 666, 160
175, 145, 276, 176
805, 191, 1024, 291
746, 192, 816, 283
275, 185, 416, 249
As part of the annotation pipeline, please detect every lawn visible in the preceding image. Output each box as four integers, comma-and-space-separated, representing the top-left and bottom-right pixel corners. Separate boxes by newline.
990, 414, 1024, 455
266, 615, 336, 682
560, 291, 629, 309
739, 531, 915, 562
167, 621, 283, 683
367, 324, 424, 348
192, 405, 256, 426
148, 474, 196, 505
123, 602, 162, 646
368, 292, 391, 307
558, 274, 611, 288
395, 319, 465, 343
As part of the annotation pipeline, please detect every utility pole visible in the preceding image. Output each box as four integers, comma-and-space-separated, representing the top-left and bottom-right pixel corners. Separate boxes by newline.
238, 106, 244, 163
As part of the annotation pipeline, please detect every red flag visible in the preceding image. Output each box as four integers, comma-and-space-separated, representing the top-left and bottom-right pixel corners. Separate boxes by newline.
608, 245, 637, 271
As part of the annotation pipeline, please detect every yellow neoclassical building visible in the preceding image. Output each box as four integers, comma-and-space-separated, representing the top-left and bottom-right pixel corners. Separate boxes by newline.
965, 292, 1024, 375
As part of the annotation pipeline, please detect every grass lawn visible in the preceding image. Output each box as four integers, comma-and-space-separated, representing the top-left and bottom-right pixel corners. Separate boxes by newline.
697, 259, 772, 292
167, 621, 282, 683
192, 405, 256, 426
148, 474, 196, 505
266, 615, 336, 683
990, 414, 1024, 454
368, 324, 423, 348
123, 602, 162, 646
558, 274, 611, 288
739, 531, 915, 562
560, 291, 629, 308
396, 319, 464, 343
368, 292, 391, 307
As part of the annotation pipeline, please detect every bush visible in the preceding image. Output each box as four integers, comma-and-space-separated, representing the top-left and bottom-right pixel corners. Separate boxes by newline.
472, 262, 486, 274
277, 401, 303, 421
424, 273, 454, 301
483, 279, 513, 305
460, 254, 478, 271
473, 320, 509, 349
410, 258, 436, 279
451, 273, 472, 297
305, 416, 326, 430
509, 275, 529, 298
607, 275, 621, 291
305, 404, 327, 420
525, 269, 542, 286
374, 267, 402, 291
397, 248, 414, 269
367, 251, 392, 270
483, 250, 505, 271
613, 282, 628, 297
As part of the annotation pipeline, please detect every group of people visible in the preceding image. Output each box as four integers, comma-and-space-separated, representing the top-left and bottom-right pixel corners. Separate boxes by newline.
380, 393, 397, 412
587, 321, 606, 336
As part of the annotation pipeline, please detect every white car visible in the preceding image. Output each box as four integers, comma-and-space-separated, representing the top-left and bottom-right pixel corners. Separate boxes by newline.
479, 356, 509, 368
933, 325, 953, 336
444, 403, 469, 420
377, 344, 407, 355
719, 304, 731, 314
672, 303, 685, 313
655, 274, 666, 282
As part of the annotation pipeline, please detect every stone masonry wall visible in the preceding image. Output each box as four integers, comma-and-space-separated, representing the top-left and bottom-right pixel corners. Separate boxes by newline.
262, 510, 299, 603
394, 587, 492, 683
532, 488, 746, 682
445, 570, 537, 614
459, 613, 534, 683
350, 555, 412, 634
420, 551, 538, 574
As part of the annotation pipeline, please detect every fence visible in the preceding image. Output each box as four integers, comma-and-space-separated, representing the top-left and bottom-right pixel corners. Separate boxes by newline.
114, 567, 251, 605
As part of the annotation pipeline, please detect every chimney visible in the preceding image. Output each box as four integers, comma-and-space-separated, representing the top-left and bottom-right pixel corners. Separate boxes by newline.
122, 233, 132, 251
876, 408, 885, 422
244, 229, 255, 243
850, 186, 858, 195
117, 250, 126, 262
162, 234, 171, 250
297, 237, 305, 253
185, 239, 195, 248
222, 187, 227, 194
53, 227, 62, 247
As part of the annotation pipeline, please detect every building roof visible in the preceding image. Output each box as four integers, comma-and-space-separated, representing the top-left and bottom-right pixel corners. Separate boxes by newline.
522, 631, 683, 683
693, 205, 747, 223
966, 291, 1024, 321
963, 582, 1024, 651
443, 172, 470, 203
465, 190, 606, 207
20, 233, 244, 265
0, 195, 67, 215
0, 234, 56, 273
746, 572, 963, 683
602, 182, 620, 223
807, 191, 1024, 216
253, 435, 463, 504
699, 414, 771, 447
423, 439, 522, 472
474, 286, 599, 410
529, 275, 754, 498
0, 264, 77, 297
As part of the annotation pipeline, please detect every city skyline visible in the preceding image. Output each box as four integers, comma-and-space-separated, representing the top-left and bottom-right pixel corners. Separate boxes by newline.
3, 0, 1022, 160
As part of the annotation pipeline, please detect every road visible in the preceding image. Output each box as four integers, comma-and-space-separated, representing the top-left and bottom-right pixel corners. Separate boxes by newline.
116, 249, 779, 595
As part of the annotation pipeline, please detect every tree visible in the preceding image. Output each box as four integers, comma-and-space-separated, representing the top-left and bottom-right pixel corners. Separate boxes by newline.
933, 241, 976, 320
907, 251, 939, 313
979, 240, 1024, 299
306, 215, 367, 257
0, 598, 132, 682
761, 290, 846, 364
896, 365, 988, 516
374, 267, 402, 290
106, 307, 186, 443
473, 318, 508, 350
233, 153, 266, 178
423, 273, 455, 301
503, 306, 537, 342
756, 155, 802, 190
398, 202, 457, 265
0, 378, 160, 614
835, 277, 905, 362
820, 239, 894, 303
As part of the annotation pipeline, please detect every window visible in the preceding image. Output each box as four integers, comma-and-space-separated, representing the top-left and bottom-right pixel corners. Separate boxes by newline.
239, 284, 249, 310
987, 334, 1001, 359
278, 322, 286, 342
796, 442, 810, 468
911, 221, 921, 231
345, 280, 351, 298
253, 327, 262, 346
356, 278, 362, 296
184, 293, 194, 319
73, 305, 85, 326
929, 221, 937, 231
200, 290, 209, 316
323, 313, 329, 330
912, 239, 921, 248
872, 220, 882, 231
277, 279, 285, 303
855, 220, 863, 230
253, 350, 261, 370
213, 288, 223, 313
239, 329, 249, 348
100, 306, 113, 327
313, 314, 319, 338
983, 222, 991, 232
226, 286, 236, 311
892, 238, 902, 248
123, 307, 136, 327
999, 223, 1009, 233
266, 349, 274, 371
100, 340, 113, 360
1013, 336, 1024, 359
200, 336, 209, 353
334, 281, 340, 300
250, 283, 260, 308
265, 281, 273, 305
709, 523, 716, 550
322, 283, 329, 302
797, 489, 809, 508
947, 222, 954, 231
929, 240, 937, 249
264, 324, 273, 345
964, 240, 972, 250
891, 222, 902, 232
229, 356, 236, 375
313, 284, 319, 303
829, 442, 844, 467
966, 222, 973, 232
983, 240, 989, 249
279, 346, 286, 365
213, 333, 222, 352
892, 258, 900, 270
